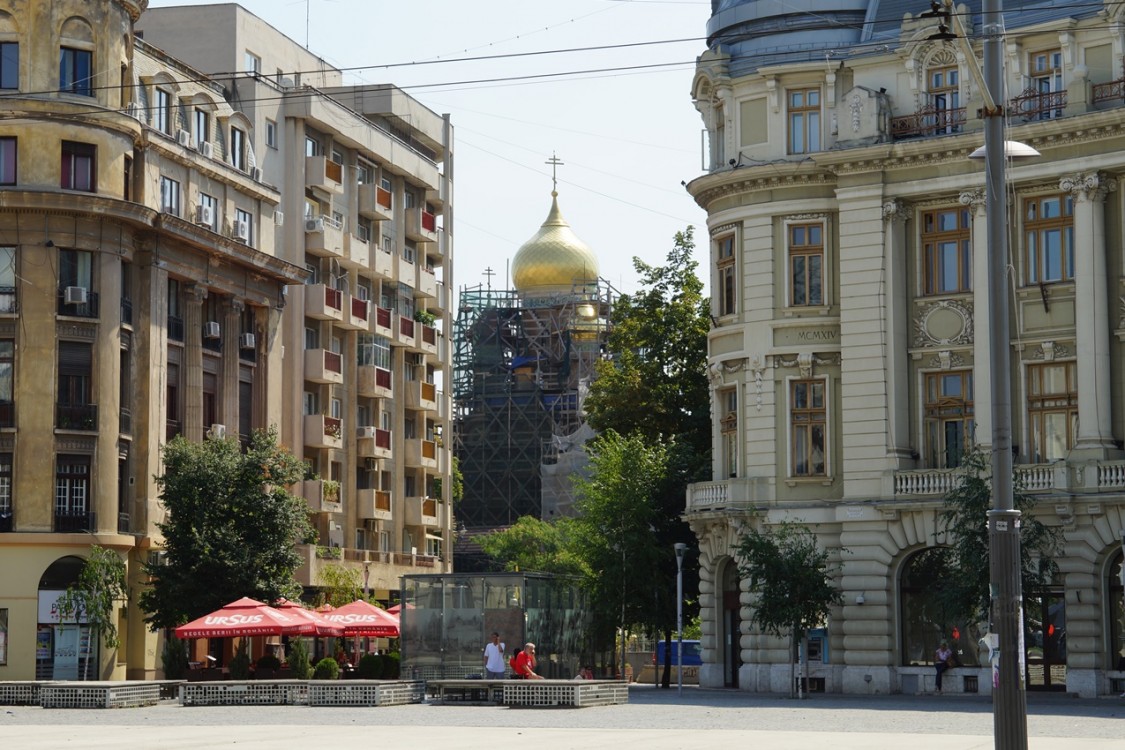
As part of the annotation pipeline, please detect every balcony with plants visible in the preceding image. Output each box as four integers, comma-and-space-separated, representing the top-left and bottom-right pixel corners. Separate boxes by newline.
303, 413, 343, 450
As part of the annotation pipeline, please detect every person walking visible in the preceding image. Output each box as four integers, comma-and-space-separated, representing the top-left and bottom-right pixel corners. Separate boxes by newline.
934, 640, 954, 693
483, 632, 506, 679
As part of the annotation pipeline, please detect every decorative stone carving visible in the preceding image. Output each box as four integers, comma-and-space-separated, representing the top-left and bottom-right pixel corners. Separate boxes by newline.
707, 358, 749, 384
1059, 172, 1117, 202
882, 199, 910, 224
834, 86, 890, 146
925, 352, 965, 370
913, 299, 974, 347
958, 188, 986, 215
1029, 341, 1072, 360
773, 353, 839, 376
749, 353, 766, 411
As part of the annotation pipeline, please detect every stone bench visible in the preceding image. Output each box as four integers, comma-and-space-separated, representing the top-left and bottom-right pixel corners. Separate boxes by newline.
307, 680, 424, 707
40, 681, 161, 709
180, 680, 308, 706
0, 681, 45, 706
427, 679, 507, 704
503, 680, 629, 708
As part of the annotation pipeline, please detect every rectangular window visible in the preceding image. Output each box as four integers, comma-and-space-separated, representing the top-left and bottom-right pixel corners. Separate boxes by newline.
921, 208, 971, 294
154, 88, 171, 135
265, 119, 277, 148
0, 608, 7, 664
924, 370, 974, 468
194, 109, 210, 145
1024, 194, 1074, 284
59, 47, 92, 96
358, 333, 391, 369
1027, 361, 1077, 462
928, 66, 961, 134
0, 42, 17, 90
235, 208, 253, 246
790, 379, 827, 477
159, 176, 180, 216
59, 249, 93, 289
788, 223, 823, 306
788, 88, 820, 154
1031, 49, 1064, 119
357, 217, 373, 243
716, 234, 736, 317
230, 127, 247, 171
55, 456, 90, 520
0, 136, 14, 185
720, 388, 738, 478
305, 137, 319, 158
244, 51, 261, 74
0, 344, 11, 428
0, 247, 15, 313
61, 141, 95, 192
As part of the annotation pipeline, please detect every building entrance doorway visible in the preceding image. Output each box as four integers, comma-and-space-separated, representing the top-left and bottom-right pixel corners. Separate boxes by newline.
721, 561, 740, 688
1025, 592, 1065, 691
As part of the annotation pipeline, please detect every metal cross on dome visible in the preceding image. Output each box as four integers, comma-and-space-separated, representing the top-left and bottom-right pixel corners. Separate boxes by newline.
545, 152, 564, 193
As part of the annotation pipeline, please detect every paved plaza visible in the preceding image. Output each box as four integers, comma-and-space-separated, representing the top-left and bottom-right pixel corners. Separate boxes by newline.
1, 685, 1122, 749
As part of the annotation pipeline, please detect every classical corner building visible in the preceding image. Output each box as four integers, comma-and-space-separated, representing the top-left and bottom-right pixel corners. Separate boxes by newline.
452, 184, 614, 568
137, 4, 455, 596
0, 0, 303, 680
0, 0, 453, 681
686, 1, 1125, 698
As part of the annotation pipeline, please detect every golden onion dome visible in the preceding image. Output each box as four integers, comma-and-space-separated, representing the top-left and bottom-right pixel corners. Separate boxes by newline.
511, 191, 599, 293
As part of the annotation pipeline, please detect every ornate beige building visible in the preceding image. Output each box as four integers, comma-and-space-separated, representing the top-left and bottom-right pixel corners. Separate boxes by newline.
0, 0, 452, 681
687, 1, 1125, 697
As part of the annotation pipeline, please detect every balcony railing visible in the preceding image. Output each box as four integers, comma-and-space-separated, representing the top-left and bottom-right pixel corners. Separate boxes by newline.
0, 510, 11, 532
119, 407, 132, 436
117, 512, 130, 534
351, 296, 370, 323
421, 324, 436, 347
121, 298, 133, 326
0, 400, 13, 428
56, 403, 97, 430
57, 290, 99, 318
374, 305, 392, 331
890, 105, 965, 140
1009, 88, 1066, 121
168, 315, 185, 342
399, 316, 415, 339
422, 209, 436, 233
55, 509, 95, 533
1093, 78, 1125, 108
0, 287, 16, 314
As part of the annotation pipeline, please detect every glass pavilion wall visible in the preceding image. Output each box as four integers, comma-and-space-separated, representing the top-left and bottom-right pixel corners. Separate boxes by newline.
400, 572, 589, 679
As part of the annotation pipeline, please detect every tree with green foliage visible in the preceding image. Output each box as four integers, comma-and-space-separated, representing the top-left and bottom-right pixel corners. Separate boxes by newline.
937, 445, 1061, 626
139, 428, 316, 630
736, 522, 843, 698
56, 545, 129, 681
317, 564, 363, 608
571, 430, 671, 677
478, 515, 588, 576
288, 636, 313, 679
583, 227, 710, 686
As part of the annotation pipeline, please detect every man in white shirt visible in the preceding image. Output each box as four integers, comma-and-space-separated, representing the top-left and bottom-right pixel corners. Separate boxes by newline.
483, 632, 506, 679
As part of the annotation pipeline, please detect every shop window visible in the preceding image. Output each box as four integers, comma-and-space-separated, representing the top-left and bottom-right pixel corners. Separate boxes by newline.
900, 547, 982, 667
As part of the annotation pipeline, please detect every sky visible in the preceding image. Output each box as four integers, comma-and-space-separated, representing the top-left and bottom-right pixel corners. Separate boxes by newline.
145, 0, 712, 298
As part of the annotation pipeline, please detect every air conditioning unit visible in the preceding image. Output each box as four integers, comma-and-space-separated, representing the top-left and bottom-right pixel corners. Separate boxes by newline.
176, 129, 192, 147
250, 167, 262, 182
208, 423, 227, 439
364, 519, 380, 532
304, 217, 324, 233
195, 204, 214, 226
64, 286, 88, 305
357, 426, 377, 439
238, 332, 256, 349
273, 210, 284, 227
199, 141, 214, 159
234, 219, 250, 242
364, 457, 379, 471
407, 353, 424, 366
202, 321, 221, 339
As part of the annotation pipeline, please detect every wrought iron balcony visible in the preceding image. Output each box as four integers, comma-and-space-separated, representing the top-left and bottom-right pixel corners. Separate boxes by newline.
55, 509, 95, 533
890, 105, 965, 140
56, 403, 97, 430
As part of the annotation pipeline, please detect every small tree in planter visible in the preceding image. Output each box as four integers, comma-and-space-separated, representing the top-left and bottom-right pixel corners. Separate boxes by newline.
228, 639, 252, 680
55, 545, 129, 681
162, 636, 188, 680
381, 651, 400, 679
288, 637, 312, 680
313, 657, 340, 680
357, 653, 383, 679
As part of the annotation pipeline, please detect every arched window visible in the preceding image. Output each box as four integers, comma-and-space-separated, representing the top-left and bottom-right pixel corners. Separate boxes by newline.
900, 547, 982, 667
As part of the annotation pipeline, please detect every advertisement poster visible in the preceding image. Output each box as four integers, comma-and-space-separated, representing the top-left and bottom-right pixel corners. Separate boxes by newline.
0, 629, 6, 665
36, 627, 51, 660
53, 625, 80, 680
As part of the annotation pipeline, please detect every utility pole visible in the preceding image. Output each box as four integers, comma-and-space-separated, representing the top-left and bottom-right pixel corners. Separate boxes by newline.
980, 0, 1029, 746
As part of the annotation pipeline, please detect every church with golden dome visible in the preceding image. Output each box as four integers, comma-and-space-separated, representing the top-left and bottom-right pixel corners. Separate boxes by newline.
452, 178, 616, 547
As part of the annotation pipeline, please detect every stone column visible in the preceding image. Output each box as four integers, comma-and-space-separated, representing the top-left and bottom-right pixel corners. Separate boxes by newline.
1061, 172, 1116, 455
183, 284, 206, 442
222, 300, 243, 434
94, 251, 123, 534
882, 199, 912, 463
961, 188, 991, 447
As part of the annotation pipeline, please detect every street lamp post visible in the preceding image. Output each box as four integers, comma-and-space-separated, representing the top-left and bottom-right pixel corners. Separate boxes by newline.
980, 1, 1029, 746
674, 543, 686, 696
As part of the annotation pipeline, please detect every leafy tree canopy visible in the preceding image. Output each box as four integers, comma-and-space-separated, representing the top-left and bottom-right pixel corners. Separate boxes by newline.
478, 515, 587, 577
937, 445, 1061, 624
139, 428, 316, 631
585, 227, 710, 458
317, 564, 364, 609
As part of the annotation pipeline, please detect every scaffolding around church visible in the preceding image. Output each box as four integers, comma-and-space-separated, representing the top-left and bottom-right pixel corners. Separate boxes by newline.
452, 279, 616, 529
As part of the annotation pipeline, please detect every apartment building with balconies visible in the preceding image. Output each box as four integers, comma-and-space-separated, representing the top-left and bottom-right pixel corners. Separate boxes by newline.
687, 1, 1125, 698
0, 0, 304, 681
136, 3, 455, 601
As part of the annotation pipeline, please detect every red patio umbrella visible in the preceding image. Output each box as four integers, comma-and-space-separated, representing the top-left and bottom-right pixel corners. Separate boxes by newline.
386, 603, 413, 615
275, 598, 345, 637
323, 600, 400, 637
175, 597, 316, 639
